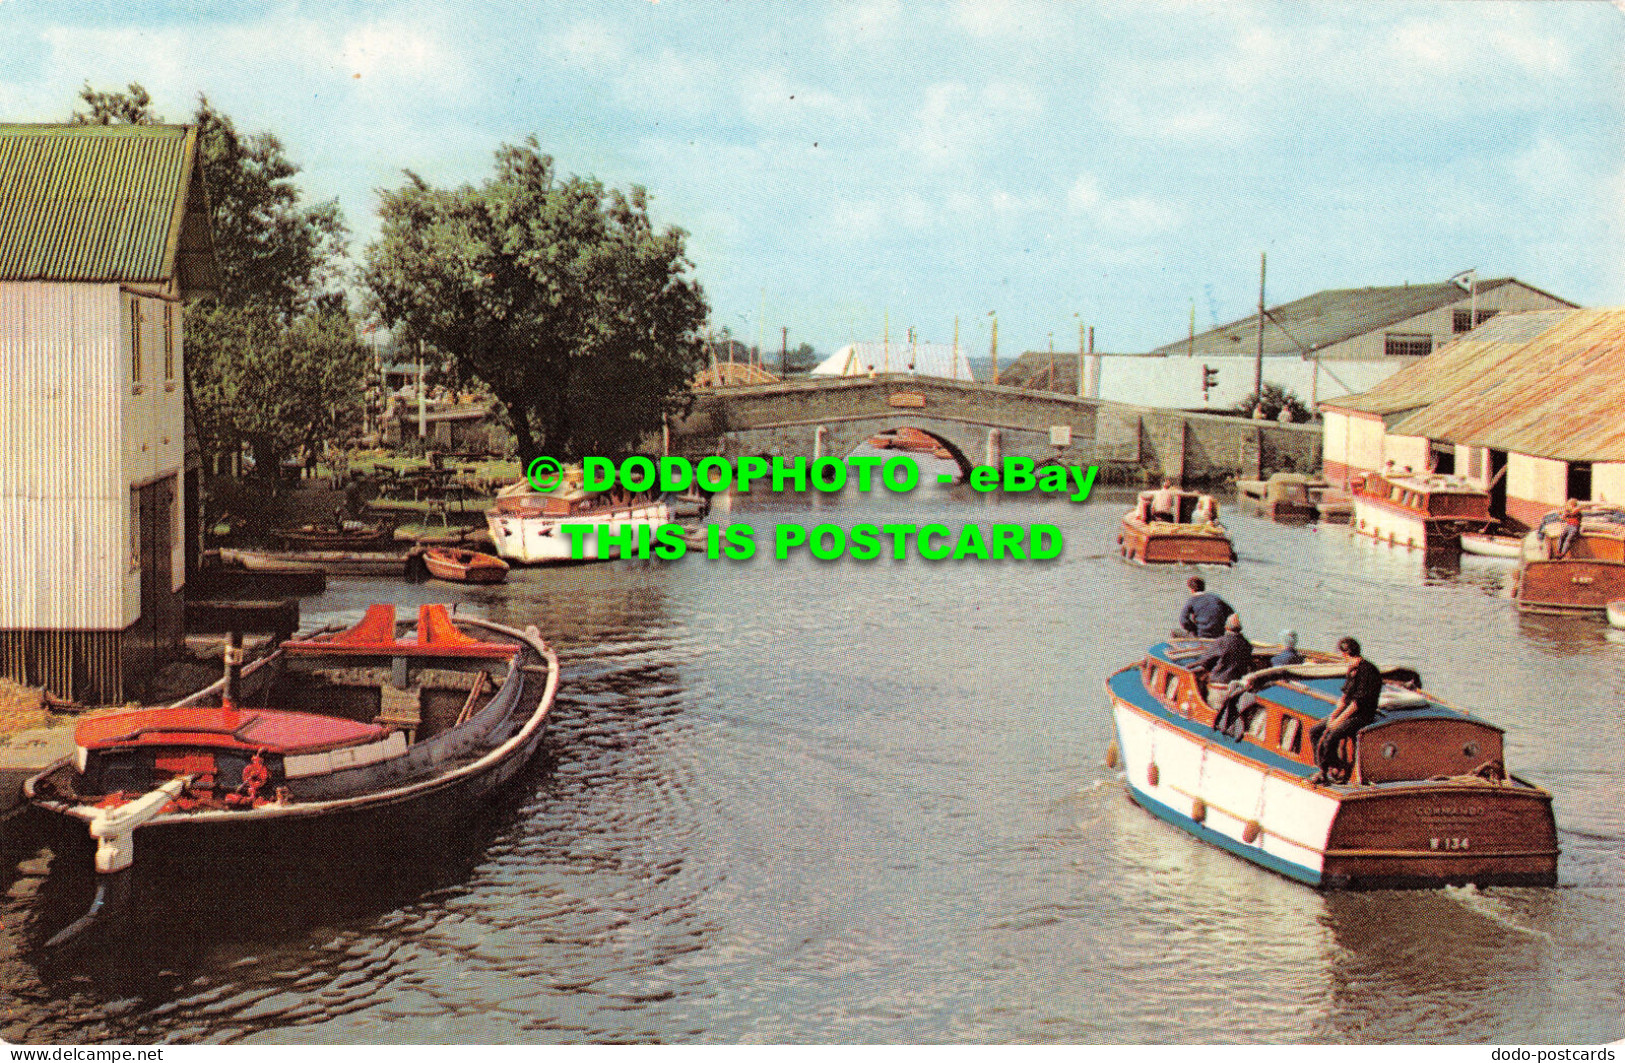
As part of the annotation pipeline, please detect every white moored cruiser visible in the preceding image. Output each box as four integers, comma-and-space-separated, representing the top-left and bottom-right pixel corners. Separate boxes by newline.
485, 477, 672, 564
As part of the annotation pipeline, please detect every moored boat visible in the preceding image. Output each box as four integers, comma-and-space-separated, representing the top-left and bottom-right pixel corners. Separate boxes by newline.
275, 522, 392, 551
423, 546, 509, 584
1514, 503, 1625, 615
1460, 530, 1525, 559
1106, 640, 1557, 889
25, 605, 558, 889
1118, 489, 1235, 565
1348, 471, 1492, 550
1608, 600, 1625, 629
221, 547, 412, 577
1235, 473, 1324, 523
485, 475, 673, 564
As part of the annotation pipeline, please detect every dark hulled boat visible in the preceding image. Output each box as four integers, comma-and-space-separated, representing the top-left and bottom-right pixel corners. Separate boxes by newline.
1106, 640, 1557, 889
25, 605, 557, 881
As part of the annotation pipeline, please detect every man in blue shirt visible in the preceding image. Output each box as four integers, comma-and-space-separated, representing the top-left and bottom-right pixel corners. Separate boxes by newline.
1177, 577, 1233, 639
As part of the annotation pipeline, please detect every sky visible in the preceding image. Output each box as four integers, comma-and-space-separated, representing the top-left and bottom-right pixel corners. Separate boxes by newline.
3, 0, 1623, 359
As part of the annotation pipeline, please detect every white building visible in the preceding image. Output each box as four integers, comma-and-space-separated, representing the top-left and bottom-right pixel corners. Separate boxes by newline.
0, 124, 218, 702
812, 340, 976, 382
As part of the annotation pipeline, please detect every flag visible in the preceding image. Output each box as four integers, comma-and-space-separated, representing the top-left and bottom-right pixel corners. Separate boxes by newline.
1449, 269, 1476, 292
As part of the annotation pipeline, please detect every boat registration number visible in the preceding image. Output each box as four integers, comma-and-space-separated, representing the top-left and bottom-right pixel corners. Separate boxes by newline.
1430, 836, 1470, 851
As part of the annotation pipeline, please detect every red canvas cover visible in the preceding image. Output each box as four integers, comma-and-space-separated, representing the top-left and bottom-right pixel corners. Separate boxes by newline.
77, 707, 389, 755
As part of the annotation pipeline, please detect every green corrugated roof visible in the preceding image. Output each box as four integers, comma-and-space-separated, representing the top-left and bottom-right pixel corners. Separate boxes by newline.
0, 123, 217, 291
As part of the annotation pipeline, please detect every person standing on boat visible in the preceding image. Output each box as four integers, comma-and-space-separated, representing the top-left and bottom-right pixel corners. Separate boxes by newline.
1177, 577, 1233, 638
1554, 499, 1583, 558
1150, 480, 1178, 522
1310, 636, 1383, 785
1196, 614, 1253, 713
1271, 630, 1303, 667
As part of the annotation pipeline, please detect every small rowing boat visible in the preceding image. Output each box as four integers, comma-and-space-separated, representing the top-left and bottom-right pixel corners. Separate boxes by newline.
423, 547, 509, 584
1105, 640, 1557, 889
1460, 530, 1524, 559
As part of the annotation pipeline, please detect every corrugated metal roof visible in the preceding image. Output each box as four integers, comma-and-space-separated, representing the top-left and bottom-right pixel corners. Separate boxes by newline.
1327, 310, 1579, 419
0, 124, 217, 291
1149, 279, 1575, 357
1385, 308, 1625, 463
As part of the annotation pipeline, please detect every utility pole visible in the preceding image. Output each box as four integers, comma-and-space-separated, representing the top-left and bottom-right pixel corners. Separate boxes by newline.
989, 310, 998, 384
1076, 314, 1085, 398
780, 326, 788, 379
1254, 252, 1267, 406
416, 338, 427, 439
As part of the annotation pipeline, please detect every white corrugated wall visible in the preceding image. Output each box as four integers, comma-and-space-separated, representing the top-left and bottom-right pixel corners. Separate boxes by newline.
0, 281, 127, 629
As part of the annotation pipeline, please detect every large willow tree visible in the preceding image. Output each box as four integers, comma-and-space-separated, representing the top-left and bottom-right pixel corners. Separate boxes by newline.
363, 140, 709, 463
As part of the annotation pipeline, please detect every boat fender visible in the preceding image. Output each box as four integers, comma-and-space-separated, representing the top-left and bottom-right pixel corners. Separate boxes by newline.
1191, 797, 1206, 823
1104, 742, 1119, 769
1146, 762, 1159, 787
1242, 820, 1262, 844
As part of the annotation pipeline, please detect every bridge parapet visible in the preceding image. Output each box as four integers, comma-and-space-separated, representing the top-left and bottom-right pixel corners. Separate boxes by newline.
674, 374, 1320, 484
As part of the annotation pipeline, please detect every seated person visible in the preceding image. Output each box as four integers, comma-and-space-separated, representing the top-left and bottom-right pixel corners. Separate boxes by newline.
1149, 480, 1178, 522
1177, 577, 1234, 639
1555, 499, 1583, 558
1271, 630, 1303, 667
1195, 614, 1252, 712
1309, 636, 1383, 785
1193, 495, 1218, 525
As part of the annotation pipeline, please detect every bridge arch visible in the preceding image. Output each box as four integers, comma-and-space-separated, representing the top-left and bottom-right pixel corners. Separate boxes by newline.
848, 425, 973, 479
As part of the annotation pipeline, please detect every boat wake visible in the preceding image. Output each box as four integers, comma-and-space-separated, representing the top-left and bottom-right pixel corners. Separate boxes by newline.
1441, 884, 1553, 942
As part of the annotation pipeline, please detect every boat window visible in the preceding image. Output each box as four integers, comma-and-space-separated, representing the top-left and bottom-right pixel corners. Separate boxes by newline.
1279, 716, 1301, 755
1164, 672, 1180, 702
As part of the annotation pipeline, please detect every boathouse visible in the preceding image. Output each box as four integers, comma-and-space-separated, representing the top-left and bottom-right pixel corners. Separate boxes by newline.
0, 123, 219, 702
1006, 276, 1576, 409
1320, 307, 1625, 529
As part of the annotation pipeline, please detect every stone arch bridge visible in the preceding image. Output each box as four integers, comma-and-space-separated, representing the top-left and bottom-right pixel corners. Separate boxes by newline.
669, 374, 1320, 484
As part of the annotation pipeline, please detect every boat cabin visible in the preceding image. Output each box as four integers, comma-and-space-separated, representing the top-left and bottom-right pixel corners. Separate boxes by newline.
1136, 641, 1506, 785
1350, 472, 1492, 522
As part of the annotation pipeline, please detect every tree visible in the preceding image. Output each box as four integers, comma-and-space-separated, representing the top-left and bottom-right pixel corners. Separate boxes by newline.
363, 139, 710, 463
72, 84, 361, 475
188, 305, 371, 476
1235, 383, 1313, 423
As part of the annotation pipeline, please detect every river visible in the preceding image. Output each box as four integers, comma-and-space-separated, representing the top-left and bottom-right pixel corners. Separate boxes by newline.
2, 485, 1623, 1044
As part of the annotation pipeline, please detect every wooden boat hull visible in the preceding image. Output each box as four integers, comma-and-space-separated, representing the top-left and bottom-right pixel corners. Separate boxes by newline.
1515, 558, 1625, 615
424, 548, 509, 584
1119, 517, 1235, 566
485, 501, 672, 563
222, 548, 410, 577
276, 528, 391, 551
1107, 655, 1557, 889
1351, 498, 1479, 550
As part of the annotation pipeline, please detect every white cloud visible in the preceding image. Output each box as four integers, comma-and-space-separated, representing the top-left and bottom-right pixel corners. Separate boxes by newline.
950, 0, 1063, 39
543, 21, 627, 71
1067, 173, 1182, 234
826, 0, 905, 47
904, 81, 1042, 167
612, 47, 724, 114
739, 69, 857, 129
